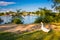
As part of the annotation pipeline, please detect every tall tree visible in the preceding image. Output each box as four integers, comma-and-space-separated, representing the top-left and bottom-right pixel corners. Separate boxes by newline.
51, 0, 60, 12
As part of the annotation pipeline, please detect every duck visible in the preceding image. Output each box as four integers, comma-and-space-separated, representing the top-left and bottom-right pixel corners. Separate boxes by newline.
41, 22, 50, 32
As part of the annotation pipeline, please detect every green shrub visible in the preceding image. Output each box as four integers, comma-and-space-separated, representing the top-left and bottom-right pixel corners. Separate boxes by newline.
12, 18, 23, 24
34, 17, 43, 23
34, 16, 54, 23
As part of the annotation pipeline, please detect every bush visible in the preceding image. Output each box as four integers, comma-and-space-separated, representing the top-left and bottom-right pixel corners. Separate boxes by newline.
34, 16, 43, 23
34, 16, 54, 23
12, 18, 23, 24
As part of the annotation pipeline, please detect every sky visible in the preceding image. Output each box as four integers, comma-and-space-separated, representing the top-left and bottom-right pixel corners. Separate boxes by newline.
0, 0, 53, 12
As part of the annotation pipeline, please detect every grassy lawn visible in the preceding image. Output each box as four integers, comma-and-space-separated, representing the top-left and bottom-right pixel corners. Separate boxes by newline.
0, 30, 60, 40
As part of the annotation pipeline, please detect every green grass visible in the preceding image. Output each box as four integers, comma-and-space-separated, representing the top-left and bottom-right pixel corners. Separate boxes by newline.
0, 30, 60, 40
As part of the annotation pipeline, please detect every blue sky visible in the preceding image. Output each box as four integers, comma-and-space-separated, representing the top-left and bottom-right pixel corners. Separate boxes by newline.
0, 0, 53, 12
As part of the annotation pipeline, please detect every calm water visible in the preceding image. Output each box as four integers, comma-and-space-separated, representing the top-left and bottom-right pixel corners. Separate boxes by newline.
0, 16, 12, 24
23, 15, 38, 24
0, 15, 38, 24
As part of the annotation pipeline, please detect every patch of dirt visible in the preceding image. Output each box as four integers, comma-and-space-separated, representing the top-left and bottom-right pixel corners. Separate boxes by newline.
0, 24, 41, 33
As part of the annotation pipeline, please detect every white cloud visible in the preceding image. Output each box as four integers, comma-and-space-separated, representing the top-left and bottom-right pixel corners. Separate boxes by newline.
0, 8, 14, 12
0, 1, 16, 6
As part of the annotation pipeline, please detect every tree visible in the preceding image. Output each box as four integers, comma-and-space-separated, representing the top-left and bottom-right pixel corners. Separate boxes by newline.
51, 0, 60, 12
34, 8, 55, 23
0, 12, 4, 16
38, 7, 46, 16
36, 11, 40, 16
16, 9, 22, 16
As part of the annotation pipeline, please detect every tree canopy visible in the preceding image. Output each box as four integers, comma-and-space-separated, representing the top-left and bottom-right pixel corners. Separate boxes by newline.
51, 0, 60, 12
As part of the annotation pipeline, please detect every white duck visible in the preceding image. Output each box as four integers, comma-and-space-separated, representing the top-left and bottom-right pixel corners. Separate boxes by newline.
41, 22, 50, 32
